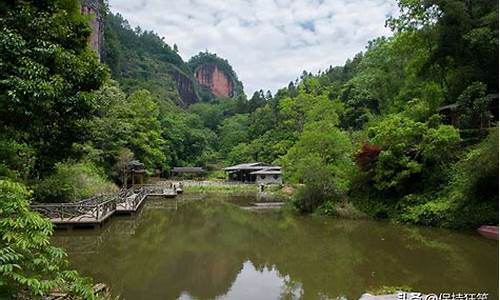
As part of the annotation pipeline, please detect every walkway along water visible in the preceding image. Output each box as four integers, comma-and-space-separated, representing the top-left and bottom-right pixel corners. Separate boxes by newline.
31, 183, 177, 229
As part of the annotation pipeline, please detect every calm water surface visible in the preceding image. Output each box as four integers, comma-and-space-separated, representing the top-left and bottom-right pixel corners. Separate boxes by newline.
53, 193, 499, 300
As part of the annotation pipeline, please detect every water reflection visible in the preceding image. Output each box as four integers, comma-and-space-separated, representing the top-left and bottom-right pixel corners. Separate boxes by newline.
178, 261, 303, 300
52, 194, 499, 300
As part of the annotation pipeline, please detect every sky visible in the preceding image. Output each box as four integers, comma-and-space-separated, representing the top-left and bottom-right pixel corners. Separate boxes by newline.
108, 0, 399, 96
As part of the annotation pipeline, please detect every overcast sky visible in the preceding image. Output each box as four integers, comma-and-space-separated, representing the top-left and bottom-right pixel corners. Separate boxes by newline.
108, 0, 399, 96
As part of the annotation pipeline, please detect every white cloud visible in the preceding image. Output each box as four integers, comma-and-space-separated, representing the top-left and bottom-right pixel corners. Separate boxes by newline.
108, 0, 399, 96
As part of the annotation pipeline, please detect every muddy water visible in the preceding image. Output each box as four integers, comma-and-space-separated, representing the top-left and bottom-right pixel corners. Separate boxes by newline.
53, 193, 499, 300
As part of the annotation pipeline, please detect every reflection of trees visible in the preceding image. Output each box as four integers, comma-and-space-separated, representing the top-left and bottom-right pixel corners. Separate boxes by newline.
53, 195, 499, 300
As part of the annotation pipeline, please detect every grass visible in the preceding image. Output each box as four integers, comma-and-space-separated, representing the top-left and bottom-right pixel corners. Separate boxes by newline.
183, 184, 258, 194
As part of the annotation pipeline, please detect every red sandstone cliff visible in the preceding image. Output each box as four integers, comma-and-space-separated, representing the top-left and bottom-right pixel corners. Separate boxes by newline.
81, 0, 104, 61
195, 64, 234, 98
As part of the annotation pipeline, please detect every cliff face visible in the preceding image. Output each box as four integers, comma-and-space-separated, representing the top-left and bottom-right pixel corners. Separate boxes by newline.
195, 64, 234, 98
170, 69, 198, 106
81, 0, 104, 61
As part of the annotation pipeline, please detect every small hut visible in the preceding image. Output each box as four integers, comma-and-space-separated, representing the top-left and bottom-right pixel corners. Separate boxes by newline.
171, 167, 206, 179
224, 163, 282, 184
437, 103, 460, 127
251, 167, 283, 185
124, 160, 145, 187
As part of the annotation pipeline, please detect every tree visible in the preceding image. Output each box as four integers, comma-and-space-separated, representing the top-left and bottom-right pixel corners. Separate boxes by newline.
219, 114, 250, 154
388, 0, 499, 100
280, 121, 354, 212
189, 102, 224, 131
248, 90, 266, 112
456, 82, 494, 129
160, 111, 217, 167
0, 0, 107, 177
82, 83, 169, 174
126, 90, 167, 170
366, 114, 460, 193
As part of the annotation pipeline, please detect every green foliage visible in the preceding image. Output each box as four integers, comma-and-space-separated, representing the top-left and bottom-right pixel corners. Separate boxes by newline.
160, 109, 217, 167
366, 114, 460, 192
183, 185, 256, 194
0, 133, 35, 181
79, 82, 169, 174
388, 0, 498, 99
219, 114, 250, 154
34, 161, 117, 203
189, 102, 225, 130
359, 126, 498, 228
443, 127, 499, 227
225, 143, 254, 166
457, 82, 495, 129
206, 170, 226, 180
0, 0, 107, 176
125, 90, 167, 169
80, 81, 131, 172
0, 179, 99, 298
281, 121, 354, 213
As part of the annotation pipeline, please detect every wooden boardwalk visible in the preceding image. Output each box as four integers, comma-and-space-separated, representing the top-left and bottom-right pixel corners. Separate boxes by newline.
32, 184, 177, 229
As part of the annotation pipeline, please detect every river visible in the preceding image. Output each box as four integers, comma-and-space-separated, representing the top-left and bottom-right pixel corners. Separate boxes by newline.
52, 193, 499, 300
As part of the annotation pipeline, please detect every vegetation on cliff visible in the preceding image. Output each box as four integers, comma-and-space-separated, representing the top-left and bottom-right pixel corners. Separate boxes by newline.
103, 12, 195, 105
104, 13, 245, 105
188, 52, 244, 100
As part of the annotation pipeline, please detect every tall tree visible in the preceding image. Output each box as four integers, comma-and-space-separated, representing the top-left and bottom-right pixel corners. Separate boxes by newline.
0, 0, 107, 177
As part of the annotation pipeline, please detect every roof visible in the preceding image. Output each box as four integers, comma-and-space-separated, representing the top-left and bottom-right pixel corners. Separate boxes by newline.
224, 162, 267, 171
172, 167, 205, 173
250, 166, 282, 175
437, 103, 459, 112
127, 160, 144, 170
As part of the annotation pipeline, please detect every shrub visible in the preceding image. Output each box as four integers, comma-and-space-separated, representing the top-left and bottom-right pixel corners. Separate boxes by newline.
0, 136, 35, 181
399, 199, 452, 227
34, 162, 117, 203
365, 114, 460, 193
396, 126, 498, 228
444, 126, 499, 227
206, 170, 226, 180
0, 179, 99, 298
354, 143, 382, 172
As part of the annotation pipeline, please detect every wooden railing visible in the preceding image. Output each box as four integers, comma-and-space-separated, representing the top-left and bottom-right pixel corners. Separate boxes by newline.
175, 180, 252, 187
32, 195, 117, 222
32, 184, 176, 225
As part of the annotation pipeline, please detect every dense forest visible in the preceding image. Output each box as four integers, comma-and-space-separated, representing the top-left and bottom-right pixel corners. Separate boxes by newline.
0, 0, 498, 298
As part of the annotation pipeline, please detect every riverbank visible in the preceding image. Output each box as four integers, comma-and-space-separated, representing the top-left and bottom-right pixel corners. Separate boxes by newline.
182, 184, 257, 193
52, 192, 499, 299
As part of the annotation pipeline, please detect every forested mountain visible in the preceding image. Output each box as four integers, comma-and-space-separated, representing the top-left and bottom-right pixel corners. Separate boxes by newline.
104, 12, 197, 105
103, 12, 244, 105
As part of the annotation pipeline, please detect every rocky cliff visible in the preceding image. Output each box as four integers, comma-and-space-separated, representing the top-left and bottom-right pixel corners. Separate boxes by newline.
101, 12, 243, 105
189, 52, 244, 100
195, 64, 234, 98
80, 0, 104, 61
170, 68, 198, 105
